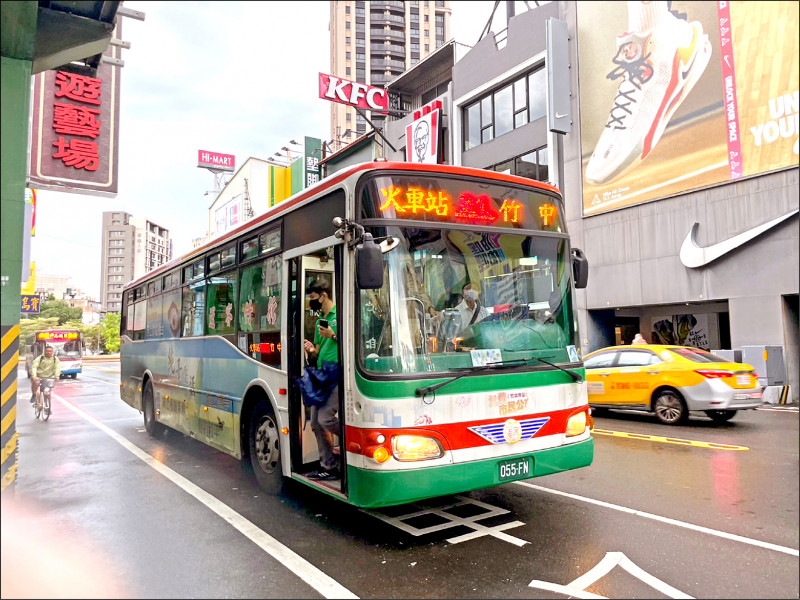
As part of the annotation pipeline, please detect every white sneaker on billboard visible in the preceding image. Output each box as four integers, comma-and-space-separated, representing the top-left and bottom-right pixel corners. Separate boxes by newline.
585, 13, 712, 185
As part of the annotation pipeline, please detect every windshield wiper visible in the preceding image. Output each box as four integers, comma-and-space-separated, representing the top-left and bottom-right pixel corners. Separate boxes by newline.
501, 352, 584, 383
415, 360, 528, 398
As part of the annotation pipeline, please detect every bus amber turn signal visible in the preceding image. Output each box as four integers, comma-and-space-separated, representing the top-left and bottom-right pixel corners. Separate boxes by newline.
370, 446, 391, 463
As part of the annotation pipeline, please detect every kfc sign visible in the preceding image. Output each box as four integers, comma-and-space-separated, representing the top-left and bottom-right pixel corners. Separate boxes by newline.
198, 150, 235, 172
318, 72, 388, 111
406, 109, 441, 165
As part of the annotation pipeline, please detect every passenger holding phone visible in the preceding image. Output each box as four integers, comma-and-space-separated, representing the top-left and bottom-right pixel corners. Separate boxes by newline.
303, 280, 340, 481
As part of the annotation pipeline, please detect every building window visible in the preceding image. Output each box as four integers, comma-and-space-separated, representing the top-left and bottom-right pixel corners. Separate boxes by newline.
528, 68, 546, 122
462, 65, 545, 152
345, 5, 350, 13
346, 36, 351, 45
346, 67, 351, 76
346, 21, 351, 29
488, 146, 549, 183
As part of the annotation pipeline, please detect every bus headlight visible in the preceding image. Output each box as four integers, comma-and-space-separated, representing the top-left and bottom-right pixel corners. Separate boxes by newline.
391, 435, 444, 461
566, 411, 588, 437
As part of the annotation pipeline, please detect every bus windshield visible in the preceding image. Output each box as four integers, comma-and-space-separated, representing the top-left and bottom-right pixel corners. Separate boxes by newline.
51, 340, 82, 359
358, 226, 577, 376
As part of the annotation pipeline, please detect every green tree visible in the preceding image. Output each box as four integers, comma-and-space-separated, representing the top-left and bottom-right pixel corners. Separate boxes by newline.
100, 313, 121, 354
38, 300, 82, 325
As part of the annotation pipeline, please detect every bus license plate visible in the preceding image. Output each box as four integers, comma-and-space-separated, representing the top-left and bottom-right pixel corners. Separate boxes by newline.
498, 457, 532, 482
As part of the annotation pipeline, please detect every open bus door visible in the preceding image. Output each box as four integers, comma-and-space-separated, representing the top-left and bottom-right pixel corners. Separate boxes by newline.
287, 243, 346, 494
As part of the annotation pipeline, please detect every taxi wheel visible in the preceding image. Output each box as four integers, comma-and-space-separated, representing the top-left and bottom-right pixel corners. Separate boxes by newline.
653, 390, 687, 425
705, 410, 736, 423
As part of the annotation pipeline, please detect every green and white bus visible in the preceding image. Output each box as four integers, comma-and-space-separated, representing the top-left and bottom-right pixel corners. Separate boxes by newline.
120, 161, 593, 508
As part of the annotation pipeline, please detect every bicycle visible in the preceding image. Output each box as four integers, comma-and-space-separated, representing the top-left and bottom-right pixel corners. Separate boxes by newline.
34, 377, 56, 421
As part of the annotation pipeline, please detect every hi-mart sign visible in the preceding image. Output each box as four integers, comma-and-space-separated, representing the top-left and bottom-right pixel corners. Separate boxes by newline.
318, 72, 388, 111
197, 150, 235, 172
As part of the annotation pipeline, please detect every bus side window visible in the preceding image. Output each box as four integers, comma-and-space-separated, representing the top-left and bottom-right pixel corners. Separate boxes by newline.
181, 281, 205, 337
238, 254, 282, 367
145, 293, 164, 339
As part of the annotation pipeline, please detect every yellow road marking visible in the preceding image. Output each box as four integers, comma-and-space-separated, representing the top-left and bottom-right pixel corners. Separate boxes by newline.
593, 428, 749, 451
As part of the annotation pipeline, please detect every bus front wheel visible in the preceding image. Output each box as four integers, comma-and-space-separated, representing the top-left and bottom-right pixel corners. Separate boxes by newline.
248, 400, 284, 494
143, 380, 165, 437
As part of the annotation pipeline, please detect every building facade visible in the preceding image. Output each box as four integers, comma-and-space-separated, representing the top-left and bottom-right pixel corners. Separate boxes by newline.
100, 211, 173, 313
368, 2, 800, 400
329, 0, 451, 149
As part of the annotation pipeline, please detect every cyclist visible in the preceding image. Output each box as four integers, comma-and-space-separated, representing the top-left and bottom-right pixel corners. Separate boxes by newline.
31, 345, 61, 409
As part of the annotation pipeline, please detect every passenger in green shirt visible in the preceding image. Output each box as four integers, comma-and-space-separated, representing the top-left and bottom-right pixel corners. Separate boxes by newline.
303, 280, 340, 481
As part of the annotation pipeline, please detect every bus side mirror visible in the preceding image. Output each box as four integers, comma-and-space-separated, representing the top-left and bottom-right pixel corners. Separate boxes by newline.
572, 248, 589, 289
356, 234, 384, 289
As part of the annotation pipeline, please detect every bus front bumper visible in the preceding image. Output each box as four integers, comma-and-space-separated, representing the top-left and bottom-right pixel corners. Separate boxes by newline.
346, 437, 593, 509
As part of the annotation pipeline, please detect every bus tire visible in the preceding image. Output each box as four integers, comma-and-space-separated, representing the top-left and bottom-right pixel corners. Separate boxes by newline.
248, 400, 284, 494
143, 379, 165, 437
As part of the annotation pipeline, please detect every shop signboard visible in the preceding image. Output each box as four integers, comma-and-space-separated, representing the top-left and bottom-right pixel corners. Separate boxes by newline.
198, 150, 235, 172
28, 21, 123, 197
406, 108, 442, 164
318, 72, 388, 111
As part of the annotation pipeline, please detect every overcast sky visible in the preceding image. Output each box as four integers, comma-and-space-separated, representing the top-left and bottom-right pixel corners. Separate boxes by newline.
30, 1, 522, 299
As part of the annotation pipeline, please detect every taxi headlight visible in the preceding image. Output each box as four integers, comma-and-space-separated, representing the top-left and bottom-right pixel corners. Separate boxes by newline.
566, 412, 588, 437
391, 435, 444, 461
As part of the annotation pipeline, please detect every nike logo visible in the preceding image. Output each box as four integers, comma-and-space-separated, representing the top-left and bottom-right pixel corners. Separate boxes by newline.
555, 112, 569, 119
680, 209, 799, 268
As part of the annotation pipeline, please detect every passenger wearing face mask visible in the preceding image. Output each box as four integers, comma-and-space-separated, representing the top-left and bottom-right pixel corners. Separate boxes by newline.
454, 282, 488, 334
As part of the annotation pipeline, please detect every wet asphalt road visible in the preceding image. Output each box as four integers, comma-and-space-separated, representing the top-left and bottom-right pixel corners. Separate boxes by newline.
2, 362, 798, 599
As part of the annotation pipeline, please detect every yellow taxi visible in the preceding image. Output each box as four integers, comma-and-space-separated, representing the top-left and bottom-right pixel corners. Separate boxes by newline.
583, 344, 762, 424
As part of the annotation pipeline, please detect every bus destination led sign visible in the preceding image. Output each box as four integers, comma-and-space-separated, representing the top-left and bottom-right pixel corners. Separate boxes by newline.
36, 331, 79, 341
378, 185, 558, 227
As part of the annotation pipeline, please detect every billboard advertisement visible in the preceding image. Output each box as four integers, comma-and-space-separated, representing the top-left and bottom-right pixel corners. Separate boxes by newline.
28, 21, 122, 197
198, 150, 235, 172
578, 1, 799, 216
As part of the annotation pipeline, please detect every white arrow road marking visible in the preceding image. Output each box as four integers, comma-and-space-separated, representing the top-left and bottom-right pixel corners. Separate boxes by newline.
530, 551, 693, 599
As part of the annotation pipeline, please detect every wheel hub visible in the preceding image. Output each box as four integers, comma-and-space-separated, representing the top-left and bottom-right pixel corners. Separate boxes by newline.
255, 416, 279, 473
656, 394, 682, 423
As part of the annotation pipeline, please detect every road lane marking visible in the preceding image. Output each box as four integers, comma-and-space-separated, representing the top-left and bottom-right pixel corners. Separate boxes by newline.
364, 495, 528, 546
592, 429, 749, 451
514, 481, 799, 557
52, 391, 358, 599
530, 551, 694, 599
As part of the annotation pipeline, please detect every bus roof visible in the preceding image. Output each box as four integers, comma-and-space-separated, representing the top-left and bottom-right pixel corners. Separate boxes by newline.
123, 161, 562, 291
